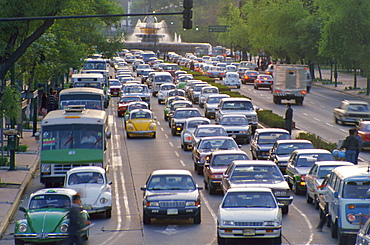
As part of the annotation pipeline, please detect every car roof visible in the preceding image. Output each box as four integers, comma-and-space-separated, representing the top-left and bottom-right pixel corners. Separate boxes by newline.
67, 166, 106, 174
231, 160, 276, 166
225, 187, 273, 194
342, 100, 369, 105
200, 136, 235, 141
208, 94, 230, 98
210, 150, 248, 156
220, 97, 252, 102
220, 114, 248, 118
332, 165, 370, 179
313, 161, 354, 167
255, 128, 290, 133
31, 188, 77, 197
130, 108, 152, 114
174, 107, 199, 112
275, 139, 313, 144
151, 169, 192, 176
292, 149, 332, 154
196, 124, 225, 129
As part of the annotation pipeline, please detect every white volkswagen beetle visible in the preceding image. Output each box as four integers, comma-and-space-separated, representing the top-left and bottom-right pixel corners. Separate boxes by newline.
221, 72, 241, 89
64, 166, 112, 218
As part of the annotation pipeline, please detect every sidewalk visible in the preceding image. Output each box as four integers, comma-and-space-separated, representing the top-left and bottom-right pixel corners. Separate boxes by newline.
0, 130, 39, 238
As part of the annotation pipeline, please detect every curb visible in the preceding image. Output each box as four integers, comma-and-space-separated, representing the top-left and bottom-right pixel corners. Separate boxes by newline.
0, 155, 39, 238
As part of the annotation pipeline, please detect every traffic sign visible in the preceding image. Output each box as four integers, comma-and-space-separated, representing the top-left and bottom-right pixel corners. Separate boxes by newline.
208, 25, 229, 32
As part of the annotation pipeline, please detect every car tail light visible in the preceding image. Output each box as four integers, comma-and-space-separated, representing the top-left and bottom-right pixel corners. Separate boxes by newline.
244, 75, 249, 79
186, 136, 192, 141
258, 80, 263, 83
301, 175, 306, 181
220, 73, 224, 75
301, 90, 307, 95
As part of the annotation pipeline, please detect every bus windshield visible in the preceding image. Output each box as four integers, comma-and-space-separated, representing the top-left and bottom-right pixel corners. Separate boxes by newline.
59, 94, 103, 110
42, 124, 104, 150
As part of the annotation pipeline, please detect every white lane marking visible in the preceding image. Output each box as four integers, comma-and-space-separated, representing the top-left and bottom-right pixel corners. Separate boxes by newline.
303, 113, 308, 116
340, 128, 347, 133
291, 204, 313, 244
180, 160, 185, 166
326, 123, 334, 127
200, 192, 218, 245
157, 121, 161, 125
108, 115, 114, 126
319, 105, 325, 108
314, 118, 320, 121
175, 151, 179, 157
169, 142, 173, 147
165, 134, 168, 139
161, 127, 164, 131
155, 225, 183, 235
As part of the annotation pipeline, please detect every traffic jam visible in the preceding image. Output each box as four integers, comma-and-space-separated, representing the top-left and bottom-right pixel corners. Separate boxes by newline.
12, 49, 370, 245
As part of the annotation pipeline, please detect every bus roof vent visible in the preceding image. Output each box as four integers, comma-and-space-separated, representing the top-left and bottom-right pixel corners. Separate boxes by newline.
64, 105, 86, 112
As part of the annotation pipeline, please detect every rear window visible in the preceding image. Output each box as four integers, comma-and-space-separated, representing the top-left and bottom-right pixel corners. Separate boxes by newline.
342, 181, 370, 199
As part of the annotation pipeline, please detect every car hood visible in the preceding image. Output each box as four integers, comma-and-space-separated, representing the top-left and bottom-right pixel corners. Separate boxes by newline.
70, 184, 108, 206
205, 103, 218, 109
257, 144, 274, 151
129, 119, 153, 130
275, 155, 290, 163
145, 190, 198, 201
221, 110, 256, 116
222, 125, 249, 131
26, 209, 68, 233
294, 166, 312, 175
219, 208, 279, 222
210, 166, 228, 174
110, 85, 121, 89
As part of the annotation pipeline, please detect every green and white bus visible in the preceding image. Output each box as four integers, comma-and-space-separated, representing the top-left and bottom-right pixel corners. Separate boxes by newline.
40, 106, 111, 186
59, 87, 107, 110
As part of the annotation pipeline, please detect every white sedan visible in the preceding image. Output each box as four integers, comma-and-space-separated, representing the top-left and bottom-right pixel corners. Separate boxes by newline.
217, 188, 282, 244
64, 166, 112, 218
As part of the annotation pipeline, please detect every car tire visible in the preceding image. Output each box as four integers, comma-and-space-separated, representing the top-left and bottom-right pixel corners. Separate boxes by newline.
143, 212, 151, 225
306, 192, 313, 203
334, 117, 339, 124
193, 210, 201, 224
126, 133, 131, 139
314, 195, 320, 209
281, 205, 289, 214
293, 182, 302, 195
14, 239, 25, 245
197, 166, 203, 175
338, 230, 348, 245
194, 162, 198, 171
208, 181, 215, 195
254, 85, 258, 90
217, 233, 226, 245
171, 129, 176, 136
273, 234, 282, 245
152, 132, 156, 138
105, 208, 112, 218
330, 219, 338, 238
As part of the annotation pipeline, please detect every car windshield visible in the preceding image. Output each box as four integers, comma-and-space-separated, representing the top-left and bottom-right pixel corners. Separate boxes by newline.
220, 117, 248, 125
230, 166, 284, 184
68, 172, 104, 185
207, 97, 225, 104
257, 133, 291, 144
187, 120, 210, 129
342, 181, 370, 199
196, 128, 227, 137
223, 101, 253, 110
147, 175, 196, 190
212, 154, 248, 166
109, 80, 121, 86
275, 143, 314, 154
296, 153, 335, 167
317, 166, 343, 178
29, 194, 71, 209
222, 192, 276, 208
161, 85, 175, 90
130, 111, 152, 119
199, 139, 238, 151
228, 74, 239, 78
174, 110, 201, 118
347, 104, 369, 112
119, 97, 141, 103
123, 85, 148, 93
172, 103, 191, 110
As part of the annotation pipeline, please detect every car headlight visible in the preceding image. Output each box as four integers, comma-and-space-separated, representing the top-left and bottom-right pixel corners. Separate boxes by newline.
347, 213, 356, 222
18, 223, 27, 233
40, 164, 51, 173
146, 201, 159, 207
186, 201, 196, 206
100, 197, 108, 204
149, 124, 155, 130
210, 174, 223, 179
175, 123, 182, 127
274, 190, 291, 197
128, 125, 134, 131
264, 221, 277, 226
60, 223, 69, 233
223, 220, 234, 226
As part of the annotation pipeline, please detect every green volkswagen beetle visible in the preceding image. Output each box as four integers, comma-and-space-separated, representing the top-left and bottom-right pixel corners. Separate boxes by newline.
163, 96, 188, 121
14, 188, 90, 245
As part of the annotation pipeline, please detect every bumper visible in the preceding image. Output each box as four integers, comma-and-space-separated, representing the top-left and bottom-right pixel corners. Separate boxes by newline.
256, 151, 270, 159
143, 206, 200, 220
127, 131, 156, 137
208, 179, 222, 190
83, 205, 111, 214
14, 233, 68, 242
276, 196, 293, 206
218, 226, 281, 239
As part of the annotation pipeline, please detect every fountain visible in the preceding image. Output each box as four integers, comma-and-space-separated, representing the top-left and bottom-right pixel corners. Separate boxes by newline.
124, 16, 211, 56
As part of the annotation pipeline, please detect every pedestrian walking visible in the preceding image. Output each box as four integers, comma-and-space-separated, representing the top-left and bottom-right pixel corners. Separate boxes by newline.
284, 103, 293, 134
46, 88, 58, 113
340, 128, 359, 164
355, 129, 363, 165
64, 194, 91, 245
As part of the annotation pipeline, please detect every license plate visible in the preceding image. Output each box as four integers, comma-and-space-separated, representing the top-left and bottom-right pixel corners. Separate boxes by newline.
243, 229, 255, 235
167, 209, 178, 215
37, 233, 49, 239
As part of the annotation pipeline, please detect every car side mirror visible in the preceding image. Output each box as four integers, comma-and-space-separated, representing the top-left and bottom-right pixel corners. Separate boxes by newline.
108, 181, 113, 185
334, 192, 338, 198
204, 163, 210, 167
106, 131, 112, 139
278, 203, 284, 209
19, 206, 27, 213
223, 174, 229, 178
154, 117, 157, 120
140, 187, 146, 191
238, 145, 242, 148
197, 186, 203, 190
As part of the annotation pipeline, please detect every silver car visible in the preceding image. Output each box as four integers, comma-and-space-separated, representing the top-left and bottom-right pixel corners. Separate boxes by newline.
180, 117, 211, 151
204, 94, 230, 119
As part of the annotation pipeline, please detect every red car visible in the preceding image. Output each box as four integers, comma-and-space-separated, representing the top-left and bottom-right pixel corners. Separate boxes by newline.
117, 96, 142, 117
357, 120, 370, 149
203, 150, 249, 194
254, 74, 274, 90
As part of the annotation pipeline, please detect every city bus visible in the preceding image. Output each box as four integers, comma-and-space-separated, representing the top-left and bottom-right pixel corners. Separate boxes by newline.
40, 106, 111, 187
59, 87, 107, 110
71, 73, 106, 89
